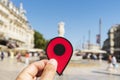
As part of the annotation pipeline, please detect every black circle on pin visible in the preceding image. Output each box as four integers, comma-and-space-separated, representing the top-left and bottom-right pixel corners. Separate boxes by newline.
54, 44, 65, 56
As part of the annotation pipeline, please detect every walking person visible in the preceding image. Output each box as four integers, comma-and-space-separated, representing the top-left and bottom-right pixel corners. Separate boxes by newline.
25, 52, 30, 65
99, 54, 103, 62
87, 53, 91, 61
112, 54, 118, 72
1, 51, 4, 61
93, 54, 97, 60
7, 51, 10, 57
16, 52, 21, 62
107, 54, 113, 71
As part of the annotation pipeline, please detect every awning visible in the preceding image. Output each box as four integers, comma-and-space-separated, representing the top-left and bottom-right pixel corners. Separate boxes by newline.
13, 47, 29, 51
0, 45, 8, 50
80, 49, 106, 54
114, 48, 120, 51
80, 49, 92, 53
91, 49, 107, 53
28, 48, 43, 52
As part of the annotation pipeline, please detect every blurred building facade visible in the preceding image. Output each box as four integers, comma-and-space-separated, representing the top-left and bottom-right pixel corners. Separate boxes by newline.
103, 24, 120, 61
0, 0, 34, 49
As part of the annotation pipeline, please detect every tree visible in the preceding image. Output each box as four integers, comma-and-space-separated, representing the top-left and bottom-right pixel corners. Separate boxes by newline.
34, 30, 49, 50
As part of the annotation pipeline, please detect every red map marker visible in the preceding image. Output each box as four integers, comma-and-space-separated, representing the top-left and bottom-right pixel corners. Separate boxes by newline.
46, 37, 73, 75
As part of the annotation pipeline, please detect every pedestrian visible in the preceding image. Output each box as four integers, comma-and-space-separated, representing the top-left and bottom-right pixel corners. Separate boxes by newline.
1, 51, 4, 61
99, 54, 103, 62
7, 51, 10, 57
107, 54, 113, 71
87, 53, 91, 61
16, 52, 21, 62
93, 54, 97, 60
112, 54, 118, 72
25, 52, 30, 65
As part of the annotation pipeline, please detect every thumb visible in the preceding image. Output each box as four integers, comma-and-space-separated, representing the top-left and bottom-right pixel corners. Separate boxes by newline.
40, 59, 58, 80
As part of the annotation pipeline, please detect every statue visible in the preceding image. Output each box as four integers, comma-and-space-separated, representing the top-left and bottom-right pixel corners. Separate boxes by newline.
58, 22, 65, 37
20, 3, 26, 14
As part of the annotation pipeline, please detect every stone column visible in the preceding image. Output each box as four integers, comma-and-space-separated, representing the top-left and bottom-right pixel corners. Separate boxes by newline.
10, 50, 14, 58
58, 22, 65, 37
110, 28, 114, 54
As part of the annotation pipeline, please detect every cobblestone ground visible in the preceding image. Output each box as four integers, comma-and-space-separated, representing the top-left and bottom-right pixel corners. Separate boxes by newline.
0, 58, 25, 80
55, 60, 120, 80
0, 58, 120, 80
0, 57, 39, 80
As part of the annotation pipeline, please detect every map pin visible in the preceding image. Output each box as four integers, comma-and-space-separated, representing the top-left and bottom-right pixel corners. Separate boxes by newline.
46, 37, 73, 75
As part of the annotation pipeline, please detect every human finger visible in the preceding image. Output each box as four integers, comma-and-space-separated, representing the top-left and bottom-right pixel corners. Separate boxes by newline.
16, 60, 48, 80
40, 59, 58, 80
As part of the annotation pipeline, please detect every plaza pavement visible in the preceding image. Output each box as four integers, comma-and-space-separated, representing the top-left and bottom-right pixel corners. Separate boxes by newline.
55, 60, 120, 80
0, 58, 25, 80
0, 58, 120, 80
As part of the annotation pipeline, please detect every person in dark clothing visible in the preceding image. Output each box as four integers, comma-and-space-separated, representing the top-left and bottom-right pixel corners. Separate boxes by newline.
1, 52, 4, 61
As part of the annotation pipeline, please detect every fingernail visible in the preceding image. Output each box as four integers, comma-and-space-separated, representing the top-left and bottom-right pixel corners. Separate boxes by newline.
49, 59, 58, 67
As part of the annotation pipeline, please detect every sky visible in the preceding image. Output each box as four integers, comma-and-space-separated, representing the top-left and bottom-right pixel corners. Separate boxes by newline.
11, 0, 120, 49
